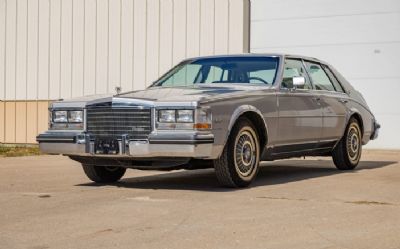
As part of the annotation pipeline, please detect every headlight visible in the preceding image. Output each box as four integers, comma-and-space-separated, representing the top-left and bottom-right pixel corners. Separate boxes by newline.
68, 110, 83, 123
53, 111, 68, 123
177, 110, 194, 123
158, 110, 176, 123
50, 109, 84, 130
157, 108, 211, 130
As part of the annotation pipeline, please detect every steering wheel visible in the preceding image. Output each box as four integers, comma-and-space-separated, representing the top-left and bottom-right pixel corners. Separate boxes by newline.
248, 77, 268, 84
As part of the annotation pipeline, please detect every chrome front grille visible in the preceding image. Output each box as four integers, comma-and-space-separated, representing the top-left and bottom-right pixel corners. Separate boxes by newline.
86, 107, 152, 139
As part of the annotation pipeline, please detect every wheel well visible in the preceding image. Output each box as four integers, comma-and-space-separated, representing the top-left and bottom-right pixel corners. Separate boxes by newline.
238, 112, 268, 148
350, 113, 364, 135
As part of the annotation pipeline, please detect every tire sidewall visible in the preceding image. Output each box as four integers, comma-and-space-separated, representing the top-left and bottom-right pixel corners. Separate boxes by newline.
227, 118, 260, 186
344, 119, 362, 167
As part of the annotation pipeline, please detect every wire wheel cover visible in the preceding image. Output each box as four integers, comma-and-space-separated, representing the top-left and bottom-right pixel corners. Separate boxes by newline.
234, 130, 257, 177
346, 124, 361, 162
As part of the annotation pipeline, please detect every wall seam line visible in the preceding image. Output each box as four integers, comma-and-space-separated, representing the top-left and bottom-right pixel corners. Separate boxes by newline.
36, 0, 40, 101
82, 0, 85, 95
71, 0, 74, 98
198, 0, 201, 55
94, 0, 97, 94
212, 0, 215, 55
25, 0, 28, 102
47, 0, 51, 100
14, 0, 18, 142
106, 0, 109, 93
227, 0, 230, 53
144, 0, 147, 85
131, 1, 135, 90
157, 0, 160, 76
2, 0, 6, 141
59, 0, 62, 99
119, 0, 122, 89
171, 0, 174, 67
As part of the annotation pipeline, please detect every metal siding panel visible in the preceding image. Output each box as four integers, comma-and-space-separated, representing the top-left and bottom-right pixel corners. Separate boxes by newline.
0, 0, 5, 100
252, 13, 400, 49
71, 0, 84, 97
158, 0, 173, 76
96, 0, 108, 94
186, 0, 200, 58
15, 102, 26, 143
37, 101, 49, 136
120, 0, 134, 92
253, 42, 400, 80
133, 0, 146, 90
48, 0, 61, 99
172, 0, 186, 65
214, 0, 229, 54
108, 0, 121, 93
26, 0, 39, 100
251, 0, 400, 149
5, 101, 15, 143
228, 0, 245, 53
5, 0, 16, 100
60, 0, 72, 99
252, 0, 400, 21
0, 101, 4, 142
367, 114, 400, 149
145, 0, 159, 85
83, 0, 96, 96
26, 101, 38, 143
15, 0, 27, 100
199, 0, 214, 55
37, 0, 50, 100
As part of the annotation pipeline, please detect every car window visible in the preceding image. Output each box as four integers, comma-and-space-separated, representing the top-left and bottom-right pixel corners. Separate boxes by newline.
305, 61, 335, 91
249, 69, 276, 84
154, 56, 280, 86
322, 65, 344, 93
162, 64, 202, 86
204, 66, 224, 83
282, 59, 312, 89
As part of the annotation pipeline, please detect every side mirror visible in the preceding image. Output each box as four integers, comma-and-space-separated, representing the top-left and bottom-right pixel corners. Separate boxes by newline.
292, 76, 305, 89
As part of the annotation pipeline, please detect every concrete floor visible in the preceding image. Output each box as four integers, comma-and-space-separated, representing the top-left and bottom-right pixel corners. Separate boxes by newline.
0, 150, 399, 249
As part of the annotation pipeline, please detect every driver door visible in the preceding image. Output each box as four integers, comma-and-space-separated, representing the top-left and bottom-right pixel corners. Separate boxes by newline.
276, 58, 323, 151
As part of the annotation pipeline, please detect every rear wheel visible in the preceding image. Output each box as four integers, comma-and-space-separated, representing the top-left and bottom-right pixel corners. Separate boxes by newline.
214, 117, 260, 187
82, 164, 126, 183
332, 117, 362, 170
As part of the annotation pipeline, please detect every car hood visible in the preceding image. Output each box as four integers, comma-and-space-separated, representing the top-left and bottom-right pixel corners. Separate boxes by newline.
117, 84, 273, 103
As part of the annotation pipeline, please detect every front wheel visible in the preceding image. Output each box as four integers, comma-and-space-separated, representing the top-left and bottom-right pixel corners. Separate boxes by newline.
332, 117, 362, 170
82, 164, 126, 183
214, 117, 260, 187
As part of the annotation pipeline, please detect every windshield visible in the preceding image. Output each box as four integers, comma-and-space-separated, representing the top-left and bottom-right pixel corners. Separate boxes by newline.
153, 56, 280, 87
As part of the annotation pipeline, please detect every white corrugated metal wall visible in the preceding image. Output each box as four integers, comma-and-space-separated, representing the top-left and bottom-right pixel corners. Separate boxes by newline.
0, 0, 250, 144
251, 0, 400, 149
0, 0, 249, 100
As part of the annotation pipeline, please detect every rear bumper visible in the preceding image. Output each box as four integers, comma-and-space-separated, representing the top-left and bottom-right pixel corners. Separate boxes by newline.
36, 131, 215, 159
370, 121, 381, 140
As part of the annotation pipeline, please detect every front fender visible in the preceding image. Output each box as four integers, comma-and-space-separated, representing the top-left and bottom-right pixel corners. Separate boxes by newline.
216, 105, 268, 158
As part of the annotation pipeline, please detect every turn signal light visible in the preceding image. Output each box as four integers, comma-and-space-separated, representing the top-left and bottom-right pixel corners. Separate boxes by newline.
194, 123, 211, 129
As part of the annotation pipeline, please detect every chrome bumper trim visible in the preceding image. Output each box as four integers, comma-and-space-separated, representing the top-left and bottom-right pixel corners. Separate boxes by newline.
371, 121, 380, 140
37, 132, 214, 159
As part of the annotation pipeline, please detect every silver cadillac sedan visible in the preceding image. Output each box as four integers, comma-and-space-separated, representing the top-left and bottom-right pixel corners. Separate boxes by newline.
37, 54, 380, 187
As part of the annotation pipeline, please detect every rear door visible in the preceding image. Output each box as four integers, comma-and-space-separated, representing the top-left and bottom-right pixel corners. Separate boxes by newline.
304, 61, 348, 143
276, 58, 323, 149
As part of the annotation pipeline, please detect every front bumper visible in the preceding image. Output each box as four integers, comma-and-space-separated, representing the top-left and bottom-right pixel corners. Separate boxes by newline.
36, 131, 214, 159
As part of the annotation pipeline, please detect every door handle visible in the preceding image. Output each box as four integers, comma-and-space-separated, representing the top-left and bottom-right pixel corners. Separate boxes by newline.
338, 99, 348, 103
313, 97, 321, 101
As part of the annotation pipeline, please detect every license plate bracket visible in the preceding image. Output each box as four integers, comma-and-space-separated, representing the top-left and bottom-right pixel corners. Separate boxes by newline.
94, 138, 120, 155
